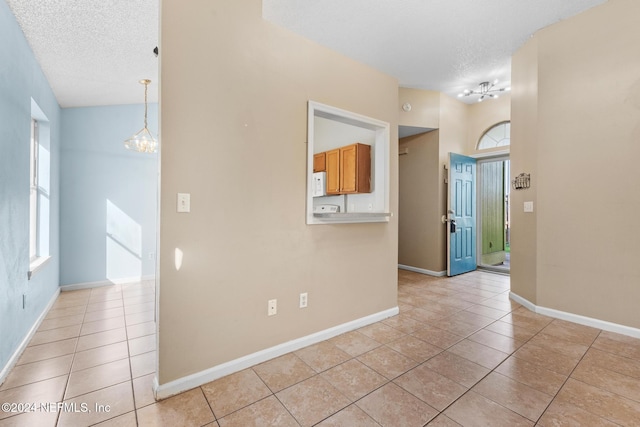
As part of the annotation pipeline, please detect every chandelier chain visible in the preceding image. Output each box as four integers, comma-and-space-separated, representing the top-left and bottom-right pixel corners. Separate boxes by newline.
144, 81, 148, 129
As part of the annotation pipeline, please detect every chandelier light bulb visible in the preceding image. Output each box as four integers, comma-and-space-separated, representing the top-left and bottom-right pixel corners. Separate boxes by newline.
124, 79, 157, 154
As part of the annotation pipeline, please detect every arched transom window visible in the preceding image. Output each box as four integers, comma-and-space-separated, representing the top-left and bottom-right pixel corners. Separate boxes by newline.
477, 121, 510, 150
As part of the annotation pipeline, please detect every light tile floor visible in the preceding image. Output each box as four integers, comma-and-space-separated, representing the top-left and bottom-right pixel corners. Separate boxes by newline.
2, 271, 640, 426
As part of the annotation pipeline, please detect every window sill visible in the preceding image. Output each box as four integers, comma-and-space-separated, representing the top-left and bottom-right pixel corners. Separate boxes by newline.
28, 256, 51, 280
312, 212, 391, 223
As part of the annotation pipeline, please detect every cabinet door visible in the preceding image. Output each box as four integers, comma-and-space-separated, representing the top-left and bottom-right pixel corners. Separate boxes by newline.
340, 143, 371, 193
340, 144, 358, 193
313, 152, 326, 172
325, 149, 340, 194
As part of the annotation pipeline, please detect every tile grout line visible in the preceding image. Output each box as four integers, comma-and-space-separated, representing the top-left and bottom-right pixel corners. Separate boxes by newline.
400, 280, 615, 423
25, 273, 636, 426
195, 386, 218, 425
53, 291, 88, 427
55, 284, 145, 426
262, 353, 316, 426
71, 286, 119, 426
402, 276, 628, 426
401, 325, 515, 423
530, 328, 603, 425
535, 328, 640, 425
392, 285, 541, 425
119, 284, 141, 427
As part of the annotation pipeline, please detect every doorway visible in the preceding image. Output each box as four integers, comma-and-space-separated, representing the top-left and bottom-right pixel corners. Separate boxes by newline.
477, 156, 510, 273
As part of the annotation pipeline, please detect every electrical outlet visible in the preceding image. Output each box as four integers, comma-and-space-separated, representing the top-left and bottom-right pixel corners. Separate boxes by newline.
268, 299, 277, 316
524, 201, 534, 213
299, 292, 308, 308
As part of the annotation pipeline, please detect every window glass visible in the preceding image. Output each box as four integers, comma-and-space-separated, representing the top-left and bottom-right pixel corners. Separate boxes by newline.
30, 119, 38, 261
478, 121, 510, 150
29, 99, 51, 278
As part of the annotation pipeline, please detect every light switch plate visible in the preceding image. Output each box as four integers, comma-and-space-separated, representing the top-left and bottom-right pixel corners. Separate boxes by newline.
177, 193, 191, 213
524, 201, 534, 213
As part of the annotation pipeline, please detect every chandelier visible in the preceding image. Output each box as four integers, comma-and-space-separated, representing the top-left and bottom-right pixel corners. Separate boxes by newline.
124, 79, 158, 153
458, 80, 510, 102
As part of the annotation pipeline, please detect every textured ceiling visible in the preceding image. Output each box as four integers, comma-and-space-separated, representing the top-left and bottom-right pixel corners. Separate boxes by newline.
6, 0, 606, 108
6, 0, 158, 107
263, 0, 607, 103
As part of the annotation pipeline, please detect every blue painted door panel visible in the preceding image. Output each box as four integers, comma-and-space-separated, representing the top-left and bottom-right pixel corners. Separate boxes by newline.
448, 153, 477, 276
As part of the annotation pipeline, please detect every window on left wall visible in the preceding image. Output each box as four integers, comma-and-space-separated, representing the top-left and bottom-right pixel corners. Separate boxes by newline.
29, 100, 51, 279
29, 118, 39, 261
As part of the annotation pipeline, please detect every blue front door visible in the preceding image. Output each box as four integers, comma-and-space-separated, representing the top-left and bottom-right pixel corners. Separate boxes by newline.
448, 153, 477, 276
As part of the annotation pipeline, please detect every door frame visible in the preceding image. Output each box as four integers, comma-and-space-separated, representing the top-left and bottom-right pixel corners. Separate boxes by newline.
474, 152, 510, 273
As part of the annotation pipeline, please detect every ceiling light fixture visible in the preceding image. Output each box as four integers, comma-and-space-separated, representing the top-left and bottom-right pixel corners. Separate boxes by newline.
458, 80, 510, 102
124, 79, 157, 153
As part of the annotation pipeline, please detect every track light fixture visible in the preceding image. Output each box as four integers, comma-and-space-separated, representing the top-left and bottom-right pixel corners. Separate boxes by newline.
458, 80, 510, 102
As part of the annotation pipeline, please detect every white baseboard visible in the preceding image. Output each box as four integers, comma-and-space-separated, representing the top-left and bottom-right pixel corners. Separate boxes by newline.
154, 306, 399, 400
398, 264, 446, 277
510, 292, 640, 339
60, 275, 156, 292
509, 292, 536, 312
0, 288, 60, 385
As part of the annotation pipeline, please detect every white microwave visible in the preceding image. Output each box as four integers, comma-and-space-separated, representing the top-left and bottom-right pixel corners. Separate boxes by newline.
312, 172, 326, 197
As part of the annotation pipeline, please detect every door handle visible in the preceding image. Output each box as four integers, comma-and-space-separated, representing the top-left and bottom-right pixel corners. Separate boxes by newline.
441, 211, 456, 224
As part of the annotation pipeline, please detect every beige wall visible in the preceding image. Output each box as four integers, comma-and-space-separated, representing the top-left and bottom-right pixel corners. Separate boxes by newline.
438, 93, 470, 163
510, 37, 539, 303
398, 131, 440, 271
467, 94, 511, 154
159, 0, 399, 385
511, 0, 640, 327
398, 87, 440, 129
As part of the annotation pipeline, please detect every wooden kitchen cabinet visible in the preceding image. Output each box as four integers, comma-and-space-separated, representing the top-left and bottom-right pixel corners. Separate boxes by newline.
340, 143, 371, 193
325, 143, 371, 195
313, 152, 326, 172
325, 149, 341, 194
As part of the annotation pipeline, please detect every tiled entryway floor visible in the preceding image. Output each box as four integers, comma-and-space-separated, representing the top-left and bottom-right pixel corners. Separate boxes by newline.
2, 271, 640, 426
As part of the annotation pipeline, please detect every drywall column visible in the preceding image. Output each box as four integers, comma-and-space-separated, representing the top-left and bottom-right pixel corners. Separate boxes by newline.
534, 0, 640, 327
397, 88, 442, 273
510, 37, 539, 304
510, 0, 640, 329
159, 0, 398, 386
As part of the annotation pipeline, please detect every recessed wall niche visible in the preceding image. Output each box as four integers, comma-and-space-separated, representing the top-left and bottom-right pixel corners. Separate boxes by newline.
306, 101, 390, 224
